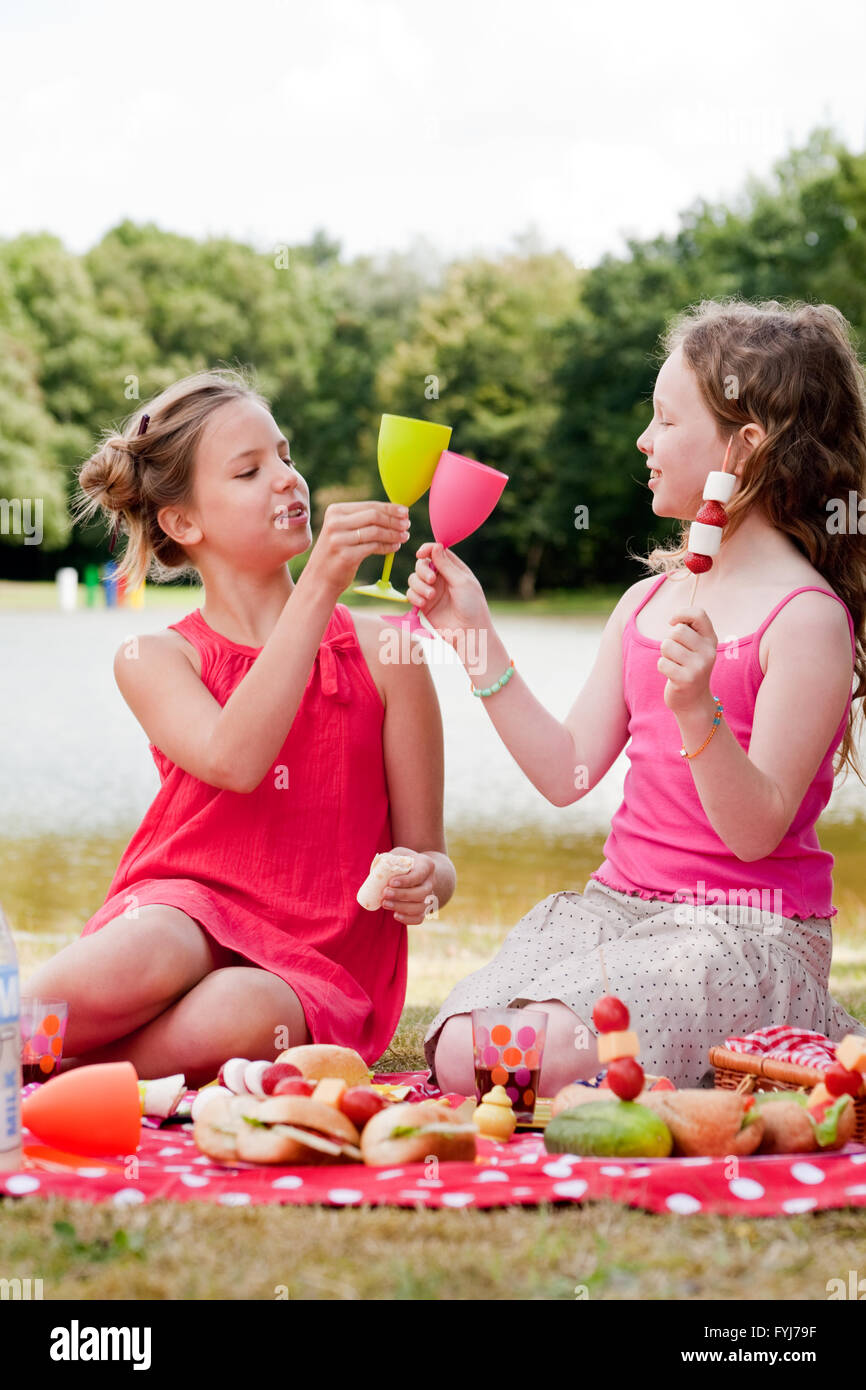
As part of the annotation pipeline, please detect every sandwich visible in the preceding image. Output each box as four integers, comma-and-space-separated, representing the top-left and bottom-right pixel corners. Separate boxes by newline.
360, 1100, 478, 1166
637, 1088, 765, 1157
752, 1091, 856, 1153
193, 1091, 361, 1165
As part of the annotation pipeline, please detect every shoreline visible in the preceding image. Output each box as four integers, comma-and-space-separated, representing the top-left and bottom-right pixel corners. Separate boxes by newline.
0, 577, 622, 618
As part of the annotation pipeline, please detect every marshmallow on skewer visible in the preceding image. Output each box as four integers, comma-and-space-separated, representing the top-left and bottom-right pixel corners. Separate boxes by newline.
685, 461, 737, 576
682, 436, 735, 604
357, 852, 413, 911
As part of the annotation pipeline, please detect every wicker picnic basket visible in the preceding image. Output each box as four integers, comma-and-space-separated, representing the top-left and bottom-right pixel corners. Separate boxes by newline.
709, 1045, 866, 1143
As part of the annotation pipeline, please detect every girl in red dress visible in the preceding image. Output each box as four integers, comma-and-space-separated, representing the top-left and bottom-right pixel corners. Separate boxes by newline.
25, 369, 455, 1087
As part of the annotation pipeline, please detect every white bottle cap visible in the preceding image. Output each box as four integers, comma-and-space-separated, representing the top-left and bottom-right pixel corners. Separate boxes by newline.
702, 471, 737, 504
686, 521, 723, 557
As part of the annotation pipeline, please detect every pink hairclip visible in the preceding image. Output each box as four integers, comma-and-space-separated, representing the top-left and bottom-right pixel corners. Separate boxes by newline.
108, 413, 150, 555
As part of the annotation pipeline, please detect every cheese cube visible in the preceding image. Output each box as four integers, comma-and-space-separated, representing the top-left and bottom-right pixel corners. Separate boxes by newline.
597, 1030, 640, 1064
835, 1035, 866, 1073
312, 1078, 348, 1108
807, 1082, 832, 1108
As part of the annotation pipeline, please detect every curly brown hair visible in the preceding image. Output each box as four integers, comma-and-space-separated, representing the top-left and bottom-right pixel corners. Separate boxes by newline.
633, 296, 866, 784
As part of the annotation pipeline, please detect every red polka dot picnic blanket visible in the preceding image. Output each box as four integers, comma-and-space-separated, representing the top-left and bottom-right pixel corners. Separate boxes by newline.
3, 1073, 865, 1216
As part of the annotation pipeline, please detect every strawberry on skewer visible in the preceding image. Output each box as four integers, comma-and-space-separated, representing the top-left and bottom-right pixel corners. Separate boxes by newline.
685, 434, 736, 605
594, 949, 644, 1101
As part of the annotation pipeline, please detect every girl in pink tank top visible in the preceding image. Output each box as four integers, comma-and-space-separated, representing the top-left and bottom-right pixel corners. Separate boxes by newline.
24, 370, 456, 1086
409, 300, 866, 1095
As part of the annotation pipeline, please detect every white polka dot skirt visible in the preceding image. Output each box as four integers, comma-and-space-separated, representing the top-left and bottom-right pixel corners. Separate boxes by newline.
423, 878, 866, 1089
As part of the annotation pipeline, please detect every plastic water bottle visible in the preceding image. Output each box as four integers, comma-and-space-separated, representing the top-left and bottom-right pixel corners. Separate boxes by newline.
0, 903, 22, 1171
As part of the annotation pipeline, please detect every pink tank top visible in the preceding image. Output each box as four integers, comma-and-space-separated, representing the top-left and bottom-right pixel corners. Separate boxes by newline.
590, 576, 856, 920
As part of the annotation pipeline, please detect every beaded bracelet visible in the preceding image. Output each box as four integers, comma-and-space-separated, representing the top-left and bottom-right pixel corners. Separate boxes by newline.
680, 695, 724, 759
471, 658, 516, 698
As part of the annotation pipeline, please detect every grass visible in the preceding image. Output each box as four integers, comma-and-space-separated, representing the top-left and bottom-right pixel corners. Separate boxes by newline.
3, 583, 865, 1299
4, 869, 866, 1302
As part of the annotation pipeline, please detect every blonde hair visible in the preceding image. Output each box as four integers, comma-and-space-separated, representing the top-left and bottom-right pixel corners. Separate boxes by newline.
73, 368, 270, 592
631, 296, 866, 783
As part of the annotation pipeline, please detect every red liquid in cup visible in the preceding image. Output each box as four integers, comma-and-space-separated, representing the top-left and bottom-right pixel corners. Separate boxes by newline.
22, 1062, 50, 1086
474, 1064, 539, 1122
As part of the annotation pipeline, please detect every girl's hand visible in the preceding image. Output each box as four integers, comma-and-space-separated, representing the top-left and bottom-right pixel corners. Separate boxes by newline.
406, 543, 491, 648
304, 501, 410, 596
658, 607, 718, 714
381, 847, 438, 925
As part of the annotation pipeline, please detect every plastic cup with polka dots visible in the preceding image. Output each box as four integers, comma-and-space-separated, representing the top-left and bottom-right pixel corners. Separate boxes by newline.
20, 997, 68, 1085
470, 1008, 547, 1124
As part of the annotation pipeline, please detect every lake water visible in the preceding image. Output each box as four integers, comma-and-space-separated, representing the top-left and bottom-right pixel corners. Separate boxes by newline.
2, 602, 865, 946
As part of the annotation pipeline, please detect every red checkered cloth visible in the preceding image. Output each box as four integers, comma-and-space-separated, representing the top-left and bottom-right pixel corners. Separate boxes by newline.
724, 1027, 841, 1070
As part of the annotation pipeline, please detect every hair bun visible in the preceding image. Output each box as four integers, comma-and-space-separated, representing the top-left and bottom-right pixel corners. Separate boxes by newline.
78, 433, 139, 512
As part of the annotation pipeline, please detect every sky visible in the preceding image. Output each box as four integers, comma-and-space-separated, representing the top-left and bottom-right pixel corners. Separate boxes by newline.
1, 0, 864, 269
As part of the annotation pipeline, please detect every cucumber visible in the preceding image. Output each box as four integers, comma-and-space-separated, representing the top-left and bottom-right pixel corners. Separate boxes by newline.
753, 1090, 808, 1107
544, 1100, 673, 1158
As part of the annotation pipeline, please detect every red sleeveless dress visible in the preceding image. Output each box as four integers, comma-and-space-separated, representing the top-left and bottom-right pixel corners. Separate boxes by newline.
79, 603, 404, 1065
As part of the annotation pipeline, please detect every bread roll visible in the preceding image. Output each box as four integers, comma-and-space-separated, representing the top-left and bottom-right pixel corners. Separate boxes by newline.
274, 1043, 371, 1086
361, 1100, 477, 1166
234, 1096, 360, 1165
638, 1089, 764, 1156
357, 852, 412, 910
193, 1092, 261, 1162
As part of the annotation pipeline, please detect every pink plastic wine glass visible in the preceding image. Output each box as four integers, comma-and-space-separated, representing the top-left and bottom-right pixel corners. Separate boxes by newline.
382, 450, 509, 637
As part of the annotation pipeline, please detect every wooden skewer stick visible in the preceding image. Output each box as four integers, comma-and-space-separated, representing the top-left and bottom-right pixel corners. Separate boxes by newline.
598, 945, 609, 995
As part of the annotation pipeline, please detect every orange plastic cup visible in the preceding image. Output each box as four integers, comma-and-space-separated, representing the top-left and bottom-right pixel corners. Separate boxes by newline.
21, 1061, 141, 1157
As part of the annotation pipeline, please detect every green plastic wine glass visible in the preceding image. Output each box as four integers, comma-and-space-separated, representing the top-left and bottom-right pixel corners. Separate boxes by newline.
354, 414, 453, 600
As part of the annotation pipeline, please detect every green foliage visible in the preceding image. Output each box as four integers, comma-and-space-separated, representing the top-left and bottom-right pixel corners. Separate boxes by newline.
1, 125, 865, 588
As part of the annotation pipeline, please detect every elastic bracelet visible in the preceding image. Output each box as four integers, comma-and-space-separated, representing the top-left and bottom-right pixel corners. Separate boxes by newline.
680, 695, 724, 759
471, 658, 516, 698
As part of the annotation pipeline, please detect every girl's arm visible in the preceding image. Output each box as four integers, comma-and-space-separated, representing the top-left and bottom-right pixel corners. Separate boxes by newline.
407, 544, 644, 807
114, 502, 409, 791
667, 593, 854, 861
373, 628, 456, 925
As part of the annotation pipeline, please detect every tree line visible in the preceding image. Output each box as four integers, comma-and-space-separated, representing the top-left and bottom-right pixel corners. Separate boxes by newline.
1, 125, 864, 596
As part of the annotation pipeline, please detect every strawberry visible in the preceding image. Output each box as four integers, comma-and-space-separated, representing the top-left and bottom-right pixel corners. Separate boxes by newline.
694, 500, 728, 527
592, 995, 630, 1032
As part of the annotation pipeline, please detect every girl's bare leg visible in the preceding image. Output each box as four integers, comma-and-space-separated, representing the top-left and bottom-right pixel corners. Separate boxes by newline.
68, 966, 311, 1088
433, 1000, 597, 1096
23, 906, 221, 1056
